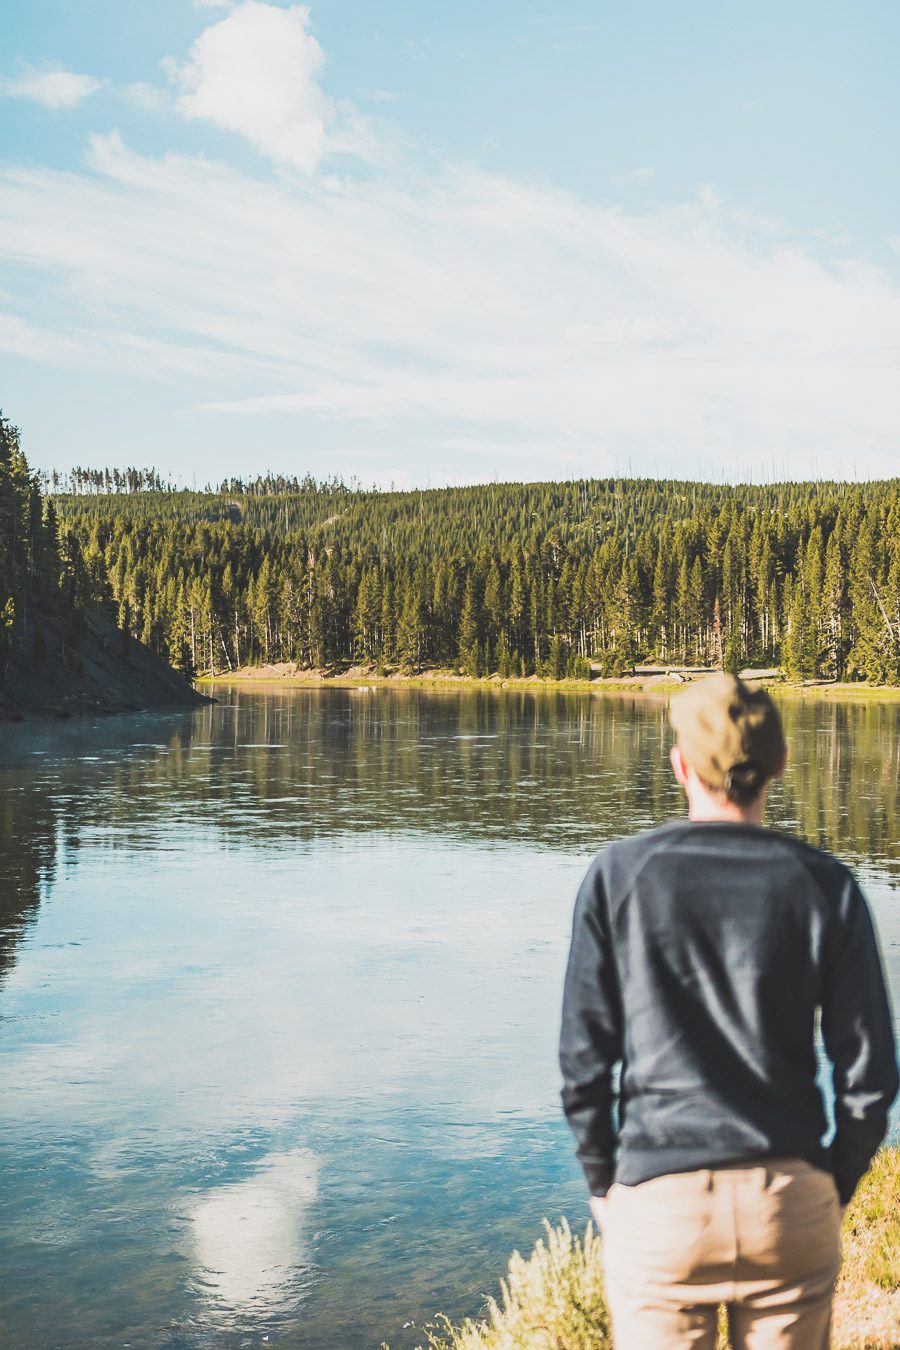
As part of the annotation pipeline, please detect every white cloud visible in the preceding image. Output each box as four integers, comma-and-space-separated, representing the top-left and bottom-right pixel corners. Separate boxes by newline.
165, 2, 333, 172
1, 109, 900, 480
0, 65, 102, 110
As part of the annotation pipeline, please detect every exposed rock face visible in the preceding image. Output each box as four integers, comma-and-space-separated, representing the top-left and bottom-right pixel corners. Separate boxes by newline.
0, 604, 211, 719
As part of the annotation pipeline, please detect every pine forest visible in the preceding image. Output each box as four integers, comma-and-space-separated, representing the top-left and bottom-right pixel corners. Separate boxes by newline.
0, 414, 90, 669
40, 456, 900, 686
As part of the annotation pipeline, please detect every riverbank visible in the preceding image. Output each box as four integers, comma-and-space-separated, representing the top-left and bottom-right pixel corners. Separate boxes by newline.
200, 662, 900, 700
0, 603, 211, 720
385, 1147, 900, 1350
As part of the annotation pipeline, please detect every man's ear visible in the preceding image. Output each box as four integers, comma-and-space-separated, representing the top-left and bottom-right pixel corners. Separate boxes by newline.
669, 743, 688, 787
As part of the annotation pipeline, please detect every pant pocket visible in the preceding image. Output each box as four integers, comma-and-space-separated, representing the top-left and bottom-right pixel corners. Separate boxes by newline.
739, 1169, 841, 1281
605, 1174, 718, 1286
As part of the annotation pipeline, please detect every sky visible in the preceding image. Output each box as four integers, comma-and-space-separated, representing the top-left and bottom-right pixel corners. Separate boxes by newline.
1, 0, 899, 487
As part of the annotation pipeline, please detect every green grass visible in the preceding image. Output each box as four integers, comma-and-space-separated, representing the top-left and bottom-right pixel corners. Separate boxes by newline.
386, 1149, 900, 1350
834, 1150, 900, 1349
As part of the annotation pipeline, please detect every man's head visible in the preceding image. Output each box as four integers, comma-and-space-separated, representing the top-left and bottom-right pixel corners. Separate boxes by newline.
668, 673, 787, 820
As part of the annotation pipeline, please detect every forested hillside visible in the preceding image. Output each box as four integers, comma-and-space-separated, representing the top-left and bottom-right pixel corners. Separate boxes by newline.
52, 469, 900, 684
0, 418, 205, 717
0, 413, 83, 664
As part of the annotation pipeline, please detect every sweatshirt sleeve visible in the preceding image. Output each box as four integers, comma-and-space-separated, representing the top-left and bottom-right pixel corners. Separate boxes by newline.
821, 876, 899, 1205
559, 857, 623, 1196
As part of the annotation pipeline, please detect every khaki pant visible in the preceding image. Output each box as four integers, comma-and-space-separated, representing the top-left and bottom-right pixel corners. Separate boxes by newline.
601, 1158, 842, 1349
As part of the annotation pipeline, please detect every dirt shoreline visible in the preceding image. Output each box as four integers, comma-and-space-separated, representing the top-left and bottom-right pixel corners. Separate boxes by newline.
199, 663, 900, 699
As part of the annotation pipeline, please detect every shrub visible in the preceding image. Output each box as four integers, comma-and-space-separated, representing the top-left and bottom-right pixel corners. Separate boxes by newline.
387, 1149, 900, 1350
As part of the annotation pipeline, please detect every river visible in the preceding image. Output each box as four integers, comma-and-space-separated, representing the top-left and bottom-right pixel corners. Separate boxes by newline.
1, 687, 898, 1348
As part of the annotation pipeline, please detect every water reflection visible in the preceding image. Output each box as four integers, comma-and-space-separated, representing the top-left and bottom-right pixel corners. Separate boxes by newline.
0, 689, 897, 1349
0, 765, 58, 986
775, 698, 900, 867
2, 692, 898, 868
190, 1148, 318, 1315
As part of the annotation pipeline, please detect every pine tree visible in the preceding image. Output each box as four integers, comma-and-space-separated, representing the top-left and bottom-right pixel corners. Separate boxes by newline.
379, 575, 395, 668
396, 577, 424, 669
457, 575, 480, 676
354, 567, 381, 663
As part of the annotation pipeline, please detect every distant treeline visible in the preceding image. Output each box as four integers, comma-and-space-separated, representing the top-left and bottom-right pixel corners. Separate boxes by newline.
51, 471, 900, 684
45, 466, 174, 496
46, 465, 364, 497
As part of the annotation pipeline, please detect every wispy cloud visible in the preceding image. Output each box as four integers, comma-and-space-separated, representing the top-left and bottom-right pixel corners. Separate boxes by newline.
0, 64, 102, 110
613, 166, 654, 185
122, 81, 171, 113
1, 4, 899, 481
362, 89, 401, 105
2, 122, 899, 479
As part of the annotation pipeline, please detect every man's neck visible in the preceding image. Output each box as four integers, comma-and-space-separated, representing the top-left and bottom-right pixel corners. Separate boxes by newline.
685, 791, 766, 827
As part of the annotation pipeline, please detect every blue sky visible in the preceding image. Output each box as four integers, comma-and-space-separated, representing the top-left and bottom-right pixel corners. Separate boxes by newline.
2, 1, 899, 486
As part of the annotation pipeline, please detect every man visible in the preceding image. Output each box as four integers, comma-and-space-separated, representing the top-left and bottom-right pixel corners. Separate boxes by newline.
559, 674, 898, 1349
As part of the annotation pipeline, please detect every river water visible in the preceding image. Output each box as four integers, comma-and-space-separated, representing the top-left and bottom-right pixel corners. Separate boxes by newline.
1, 687, 898, 1349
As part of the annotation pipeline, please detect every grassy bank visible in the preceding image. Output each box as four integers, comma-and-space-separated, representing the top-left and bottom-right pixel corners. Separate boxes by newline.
200, 664, 648, 693
385, 1148, 900, 1350
201, 665, 900, 700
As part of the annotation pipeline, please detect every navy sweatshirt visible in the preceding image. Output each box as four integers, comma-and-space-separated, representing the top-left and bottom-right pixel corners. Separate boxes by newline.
559, 821, 899, 1204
